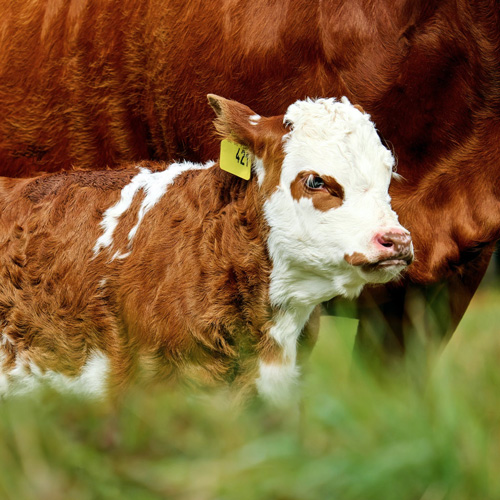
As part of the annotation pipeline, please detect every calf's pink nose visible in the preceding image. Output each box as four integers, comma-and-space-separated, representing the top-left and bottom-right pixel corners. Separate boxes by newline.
374, 229, 413, 263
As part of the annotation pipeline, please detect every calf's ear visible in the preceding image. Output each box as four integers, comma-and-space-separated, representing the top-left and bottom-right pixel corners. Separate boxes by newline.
207, 94, 258, 151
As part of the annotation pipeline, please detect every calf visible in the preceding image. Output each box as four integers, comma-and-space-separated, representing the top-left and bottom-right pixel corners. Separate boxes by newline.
0, 96, 412, 402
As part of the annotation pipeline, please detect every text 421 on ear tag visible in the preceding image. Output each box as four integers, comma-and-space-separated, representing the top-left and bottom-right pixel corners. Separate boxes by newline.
220, 139, 251, 180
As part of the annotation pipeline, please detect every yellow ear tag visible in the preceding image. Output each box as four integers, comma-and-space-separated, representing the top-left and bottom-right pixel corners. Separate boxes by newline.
220, 139, 251, 180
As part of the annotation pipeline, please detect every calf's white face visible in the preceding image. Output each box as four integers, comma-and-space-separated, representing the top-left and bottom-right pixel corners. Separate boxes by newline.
208, 94, 413, 308
262, 98, 413, 305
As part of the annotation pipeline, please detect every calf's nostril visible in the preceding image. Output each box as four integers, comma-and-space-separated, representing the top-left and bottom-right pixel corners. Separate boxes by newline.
377, 235, 394, 248
380, 240, 393, 248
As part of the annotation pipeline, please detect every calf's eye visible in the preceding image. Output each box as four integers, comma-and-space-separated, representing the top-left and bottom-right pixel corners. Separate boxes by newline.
305, 175, 325, 190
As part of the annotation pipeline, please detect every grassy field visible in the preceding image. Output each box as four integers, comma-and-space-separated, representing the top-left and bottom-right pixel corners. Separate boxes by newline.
0, 285, 499, 500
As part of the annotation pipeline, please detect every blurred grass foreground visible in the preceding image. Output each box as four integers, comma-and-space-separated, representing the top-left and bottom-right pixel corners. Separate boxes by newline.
0, 285, 499, 500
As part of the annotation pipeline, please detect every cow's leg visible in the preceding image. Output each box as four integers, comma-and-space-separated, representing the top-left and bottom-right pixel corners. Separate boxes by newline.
353, 244, 496, 371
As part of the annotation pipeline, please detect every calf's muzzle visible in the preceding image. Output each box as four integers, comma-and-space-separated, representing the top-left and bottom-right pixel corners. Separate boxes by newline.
373, 229, 413, 266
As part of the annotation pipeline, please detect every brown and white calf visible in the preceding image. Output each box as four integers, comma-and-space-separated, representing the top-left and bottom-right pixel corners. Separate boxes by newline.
0, 95, 412, 402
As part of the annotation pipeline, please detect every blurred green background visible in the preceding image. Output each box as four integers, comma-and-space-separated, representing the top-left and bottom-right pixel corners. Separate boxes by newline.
0, 276, 499, 500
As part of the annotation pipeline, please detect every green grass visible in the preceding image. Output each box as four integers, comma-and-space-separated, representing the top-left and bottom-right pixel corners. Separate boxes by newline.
0, 286, 499, 500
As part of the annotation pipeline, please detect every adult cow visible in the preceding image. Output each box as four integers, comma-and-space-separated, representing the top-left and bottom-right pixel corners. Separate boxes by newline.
0, 0, 499, 366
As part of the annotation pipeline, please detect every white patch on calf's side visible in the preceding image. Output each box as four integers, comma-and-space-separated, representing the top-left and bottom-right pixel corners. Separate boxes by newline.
0, 351, 110, 398
93, 161, 215, 258
93, 169, 148, 256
